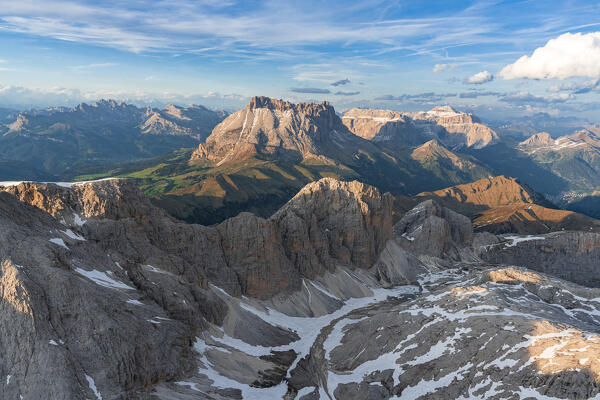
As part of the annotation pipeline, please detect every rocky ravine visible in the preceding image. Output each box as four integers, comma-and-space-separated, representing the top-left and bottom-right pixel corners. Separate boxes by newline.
1, 178, 600, 399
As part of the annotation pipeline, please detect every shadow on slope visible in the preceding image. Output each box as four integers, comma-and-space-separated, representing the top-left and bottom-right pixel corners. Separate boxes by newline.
465, 142, 569, 195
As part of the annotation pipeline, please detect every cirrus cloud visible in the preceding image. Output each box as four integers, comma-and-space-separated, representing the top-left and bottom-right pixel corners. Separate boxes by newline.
499, 32, 600, 80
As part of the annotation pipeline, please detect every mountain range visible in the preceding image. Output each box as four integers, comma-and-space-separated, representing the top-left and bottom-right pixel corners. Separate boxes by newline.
0, 100, 228, 180
68, 97, 499, 223
3, 94, 600, 399
4, 96, 600, 227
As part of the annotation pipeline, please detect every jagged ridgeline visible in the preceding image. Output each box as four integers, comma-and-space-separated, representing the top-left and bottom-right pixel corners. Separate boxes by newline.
0, 100, 228, 179
2, 177, 600, 399
74, 96, 497, 224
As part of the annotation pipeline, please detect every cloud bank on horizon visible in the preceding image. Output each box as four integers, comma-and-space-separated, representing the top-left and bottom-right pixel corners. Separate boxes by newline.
0, 0, 599, 120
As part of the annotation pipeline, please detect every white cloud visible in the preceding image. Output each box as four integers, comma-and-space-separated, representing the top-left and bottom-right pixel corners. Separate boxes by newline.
547, 79, 599, 93
499, 91, 574, 104
433, 63, 457, 73
0, 84, 247, 109
465, 70, 493, 84
500, 32, 600, 80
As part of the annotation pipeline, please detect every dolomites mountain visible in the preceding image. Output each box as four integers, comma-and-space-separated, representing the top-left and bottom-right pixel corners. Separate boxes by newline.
177, 97, 501, 225
141, 104, 228, 140
519, 131, 555, 147
340, 108, 424, 144
342, 105, 499, 149
1, 177, 600, 399
0, 100, 227, 179
518, 128, 600, 191
410, 139, 491, 183
191, 96, 362, 165
417, 176, 600, 234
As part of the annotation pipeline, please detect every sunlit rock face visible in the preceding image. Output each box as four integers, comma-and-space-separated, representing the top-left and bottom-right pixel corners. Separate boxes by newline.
342, 106, 499, 149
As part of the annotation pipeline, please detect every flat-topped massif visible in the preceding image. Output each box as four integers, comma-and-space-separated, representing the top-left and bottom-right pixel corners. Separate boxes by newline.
342, 105, 499, 149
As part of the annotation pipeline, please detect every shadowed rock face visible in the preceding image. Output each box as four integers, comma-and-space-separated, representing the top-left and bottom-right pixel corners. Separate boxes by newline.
1, 177, 394, 300
272, 178, 394, 274
2, 178, 600, 399
481, 231, 600, 287
0, 177, 404, 398
394, 199, 473, 259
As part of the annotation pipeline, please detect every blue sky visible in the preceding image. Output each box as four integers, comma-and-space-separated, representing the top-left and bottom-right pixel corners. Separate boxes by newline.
0, 0, 599, 120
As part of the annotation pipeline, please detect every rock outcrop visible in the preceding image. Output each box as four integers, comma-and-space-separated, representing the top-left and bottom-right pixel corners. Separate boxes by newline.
1, 177, 395, 299
272, 178, 394, 275
394, 199, 473, 259
287, 266, 600, 399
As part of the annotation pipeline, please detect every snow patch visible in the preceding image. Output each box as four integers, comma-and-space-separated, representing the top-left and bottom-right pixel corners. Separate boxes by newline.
75, 268, 134, 290
503, 235, 545, 248
49, 238, 69, 249
85, 374, 102, 400
295, 386, 316, 398
73, 213, 86, 226
193, 339, 288, 400
62, 229, 85, 241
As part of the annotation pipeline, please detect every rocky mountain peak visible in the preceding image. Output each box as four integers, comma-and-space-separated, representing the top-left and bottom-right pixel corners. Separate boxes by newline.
191, 97, 348, 164
7, 114, 29, 131
247, 96, 335, 116
418, 138, 443, 149
427, 105, 460, 116
520, 131, 554, 147
272, 177, 394, 272
410, 139, 459, 161
163, 104, 190, 120
571, 128, 600, 142
418, 175, 541, 206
